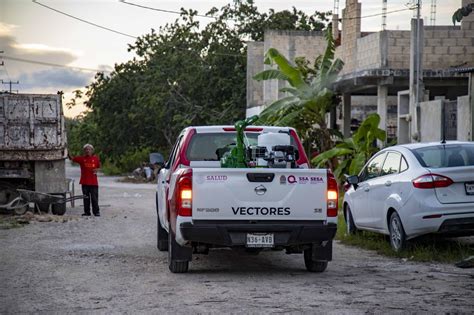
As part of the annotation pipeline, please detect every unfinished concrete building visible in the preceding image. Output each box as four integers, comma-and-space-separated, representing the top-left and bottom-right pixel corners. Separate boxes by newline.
246, 0, 474, 143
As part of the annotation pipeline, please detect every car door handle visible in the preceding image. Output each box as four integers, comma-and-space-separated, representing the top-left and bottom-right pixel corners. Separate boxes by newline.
385, 181, 392, 187
364, 187, 370, 192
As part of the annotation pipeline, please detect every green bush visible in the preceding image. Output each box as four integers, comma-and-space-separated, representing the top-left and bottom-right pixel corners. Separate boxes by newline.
101, 158, 122, 176
100, 148, 153, 175
116, 148, 152, 173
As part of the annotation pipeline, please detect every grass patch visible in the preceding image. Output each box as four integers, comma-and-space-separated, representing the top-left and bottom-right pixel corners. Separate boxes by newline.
336, 212, 474, 264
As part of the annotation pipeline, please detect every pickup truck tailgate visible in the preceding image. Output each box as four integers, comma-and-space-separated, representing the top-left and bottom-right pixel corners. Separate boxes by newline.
192, 168, 328, 221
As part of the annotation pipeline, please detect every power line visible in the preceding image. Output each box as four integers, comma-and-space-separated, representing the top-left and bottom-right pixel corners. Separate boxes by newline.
119, 0, 216, 19
1, 55, 109, 73
32, 0, 138, 39
340, 7, 415, 21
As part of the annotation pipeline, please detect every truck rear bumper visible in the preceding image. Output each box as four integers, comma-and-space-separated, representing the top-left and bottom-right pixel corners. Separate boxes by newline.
179, 220, 337, 247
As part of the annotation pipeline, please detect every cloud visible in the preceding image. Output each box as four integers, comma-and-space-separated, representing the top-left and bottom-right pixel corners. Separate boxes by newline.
17, 68, 93, 90
0, 22, 81, 77
0, 22, 95, 112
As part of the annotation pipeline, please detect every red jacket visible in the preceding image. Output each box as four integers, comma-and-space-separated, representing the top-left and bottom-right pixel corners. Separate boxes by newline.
72, 155, 100, 186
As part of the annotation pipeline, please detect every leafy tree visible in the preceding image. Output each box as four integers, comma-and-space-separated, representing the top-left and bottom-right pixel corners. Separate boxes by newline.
253, 27, 343, 164
312, 114, 387, 184
69, 1, 330, 172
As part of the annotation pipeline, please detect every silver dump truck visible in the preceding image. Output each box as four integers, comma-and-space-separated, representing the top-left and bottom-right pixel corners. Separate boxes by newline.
0, 93, 69, 215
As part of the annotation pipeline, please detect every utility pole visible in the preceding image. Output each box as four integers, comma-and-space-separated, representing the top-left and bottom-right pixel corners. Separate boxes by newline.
409, 0, 424, 142
382, 0, 387, 31
1, 80, 20, 93
430, 0, 436, 26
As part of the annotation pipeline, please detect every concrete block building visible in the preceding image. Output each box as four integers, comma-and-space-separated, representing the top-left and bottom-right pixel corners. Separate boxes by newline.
246, 0, 474, 143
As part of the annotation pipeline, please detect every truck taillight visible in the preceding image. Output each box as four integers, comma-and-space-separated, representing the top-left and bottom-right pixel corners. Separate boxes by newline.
176, 169, 193, 216
412, 173, 453, 189
327, 170, 338, 217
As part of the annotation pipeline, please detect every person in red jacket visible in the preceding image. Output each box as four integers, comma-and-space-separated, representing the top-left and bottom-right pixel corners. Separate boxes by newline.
68, 144, 101, 217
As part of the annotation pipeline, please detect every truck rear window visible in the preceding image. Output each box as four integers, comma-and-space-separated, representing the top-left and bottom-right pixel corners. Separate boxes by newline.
411, 144, 474, 168
186, 132, 260, 161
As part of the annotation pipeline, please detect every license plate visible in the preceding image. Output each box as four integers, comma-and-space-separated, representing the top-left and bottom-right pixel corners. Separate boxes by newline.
465, 182, 474, 195
246, 233, 274, 248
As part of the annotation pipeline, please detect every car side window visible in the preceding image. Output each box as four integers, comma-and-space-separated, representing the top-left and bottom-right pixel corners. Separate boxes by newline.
365, 153, 387, 181
381, 152, 401, 176
165, 135, 182, 169
400, 156, 408, 172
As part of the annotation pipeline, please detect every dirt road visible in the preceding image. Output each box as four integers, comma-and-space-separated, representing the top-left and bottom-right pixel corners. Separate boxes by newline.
1, 164, 473, 313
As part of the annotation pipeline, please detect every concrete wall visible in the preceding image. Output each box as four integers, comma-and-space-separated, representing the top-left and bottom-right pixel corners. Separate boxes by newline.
337, 1, 474, 72
246, 42, 264, 109
462, 0, 474, 31
420, 99, 443, 142
356, 32, 384, 70
386, 31, 410, 70
243, 30, 328, 115
340, 0, 361, 74
262, 30, 327, 106
458, 95, 472, 141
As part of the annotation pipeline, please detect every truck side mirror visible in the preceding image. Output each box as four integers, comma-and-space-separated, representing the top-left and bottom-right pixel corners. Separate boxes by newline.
347, 175, 359, 186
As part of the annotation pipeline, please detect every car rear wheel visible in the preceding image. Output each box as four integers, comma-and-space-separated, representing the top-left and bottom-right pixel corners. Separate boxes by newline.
345, 205, 358, 235
389, 212, 407, 252
303, 248, 328, 272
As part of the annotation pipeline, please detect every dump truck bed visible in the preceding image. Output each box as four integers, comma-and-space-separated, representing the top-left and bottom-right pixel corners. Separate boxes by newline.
0, 93, 65, 160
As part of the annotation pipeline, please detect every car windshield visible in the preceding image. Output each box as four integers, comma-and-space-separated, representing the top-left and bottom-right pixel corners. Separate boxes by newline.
411, 144, 474, 168
186, 132, 260, 161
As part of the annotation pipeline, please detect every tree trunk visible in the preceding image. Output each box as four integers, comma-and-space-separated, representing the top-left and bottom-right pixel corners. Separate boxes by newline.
318, 122, 338, 172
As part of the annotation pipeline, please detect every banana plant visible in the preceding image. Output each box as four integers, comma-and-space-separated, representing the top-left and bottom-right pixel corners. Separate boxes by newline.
453, 3, 473, 24
312, 114, 387, 184
253, 26, 344, 155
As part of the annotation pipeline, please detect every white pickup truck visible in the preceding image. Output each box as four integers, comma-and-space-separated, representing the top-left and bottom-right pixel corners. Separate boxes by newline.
156, 125, 338, 273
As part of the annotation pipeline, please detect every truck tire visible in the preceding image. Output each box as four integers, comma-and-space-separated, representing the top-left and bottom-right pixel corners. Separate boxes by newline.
303, 248, 328, 273
51, 203, 67, 216
157, 214, 169, 251
168, 231, 190, 273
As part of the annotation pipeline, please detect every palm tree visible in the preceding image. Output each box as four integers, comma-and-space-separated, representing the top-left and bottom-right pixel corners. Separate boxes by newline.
253, 26, 344, 157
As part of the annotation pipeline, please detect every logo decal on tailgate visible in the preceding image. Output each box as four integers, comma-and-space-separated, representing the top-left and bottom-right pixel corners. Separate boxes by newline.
254, 185, 267, 195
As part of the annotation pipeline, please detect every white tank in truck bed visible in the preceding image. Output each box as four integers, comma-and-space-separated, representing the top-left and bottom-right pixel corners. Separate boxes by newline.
192, 168, 329, 221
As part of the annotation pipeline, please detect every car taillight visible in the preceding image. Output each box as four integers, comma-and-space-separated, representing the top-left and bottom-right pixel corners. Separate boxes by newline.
176, 169, 193, 216
327, 170, 338, 217
412, 173, 453, 189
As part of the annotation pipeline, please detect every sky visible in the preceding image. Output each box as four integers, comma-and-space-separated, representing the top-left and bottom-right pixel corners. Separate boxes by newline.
0, 0, 461, 117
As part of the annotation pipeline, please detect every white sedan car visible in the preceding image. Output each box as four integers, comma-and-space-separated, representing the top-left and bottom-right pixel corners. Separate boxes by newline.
343, 141, 474, 251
